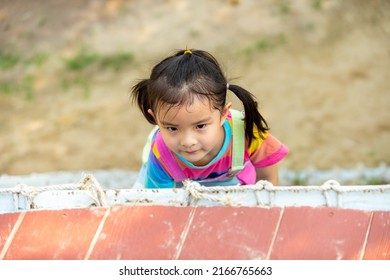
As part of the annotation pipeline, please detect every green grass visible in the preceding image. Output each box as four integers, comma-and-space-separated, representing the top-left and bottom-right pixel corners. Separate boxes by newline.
0, 51, 20, 70
1, 82, 13, 95
311, 0, 322, 10
61, 76, 91, 99
365, 177, 390, 185
0, 75, 35, 100
99, 52, 134, 71
25, 52, 49, 67
61, 48, 135, 98
0, 47, 135, 100
276, 0, 291, 15
0, 51, 49, 70
21, 75, 35, 101
65, 49, 100, 71
256, 39, 276, 51
65, 48, 135, 71
242, 34, 287, 57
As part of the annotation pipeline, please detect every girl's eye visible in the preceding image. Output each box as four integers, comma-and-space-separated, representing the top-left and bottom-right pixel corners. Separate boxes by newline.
197, 124, 207, 129
166, 127, 177, 132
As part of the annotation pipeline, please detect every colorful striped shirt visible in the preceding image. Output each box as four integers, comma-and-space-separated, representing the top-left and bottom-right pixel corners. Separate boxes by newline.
143, 111, 288, 188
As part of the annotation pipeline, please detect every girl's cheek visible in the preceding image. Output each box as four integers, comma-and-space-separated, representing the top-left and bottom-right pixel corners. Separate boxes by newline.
165, 135, 178, 146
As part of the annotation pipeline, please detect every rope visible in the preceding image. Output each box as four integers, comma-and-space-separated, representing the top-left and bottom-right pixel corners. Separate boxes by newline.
182, 179, 390, 207
1, 176, 389, 210
0, 175, 107, 210
183, 180, 276, 206
82, 175, 108, 207
0, 183, 82, 194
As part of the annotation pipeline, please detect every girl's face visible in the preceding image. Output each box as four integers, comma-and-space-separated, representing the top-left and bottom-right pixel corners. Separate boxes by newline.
149, 98, 231, 166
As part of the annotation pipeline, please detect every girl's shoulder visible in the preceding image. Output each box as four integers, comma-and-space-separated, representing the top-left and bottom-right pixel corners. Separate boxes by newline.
227, 109, 245, 128
228, 109, 268, 143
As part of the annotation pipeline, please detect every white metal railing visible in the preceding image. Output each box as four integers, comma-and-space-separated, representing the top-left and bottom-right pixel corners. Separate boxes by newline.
0, 174, 389, 213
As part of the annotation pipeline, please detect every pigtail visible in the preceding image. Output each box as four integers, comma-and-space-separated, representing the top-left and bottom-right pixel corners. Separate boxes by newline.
131, 79, 156, 125
227, 84, 269, 145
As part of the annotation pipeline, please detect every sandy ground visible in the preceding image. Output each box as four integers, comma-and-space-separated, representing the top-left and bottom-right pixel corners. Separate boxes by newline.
0, 0, 389, 176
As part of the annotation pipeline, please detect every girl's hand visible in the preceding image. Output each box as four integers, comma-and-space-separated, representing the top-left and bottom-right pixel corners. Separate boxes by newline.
255, 164, 279, 186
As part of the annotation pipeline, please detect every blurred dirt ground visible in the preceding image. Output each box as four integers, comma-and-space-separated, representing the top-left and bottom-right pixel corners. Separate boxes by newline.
0, 0, 389, 176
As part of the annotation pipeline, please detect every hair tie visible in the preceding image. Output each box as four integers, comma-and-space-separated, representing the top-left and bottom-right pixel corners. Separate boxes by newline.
226, 83, 230, 90
184, 50, 192, 55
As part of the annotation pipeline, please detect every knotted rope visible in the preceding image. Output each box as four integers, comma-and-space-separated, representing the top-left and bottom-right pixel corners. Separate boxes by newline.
0, 174, 107, 210
1, 176, 389, 210
183, 179, 390, 207
183, 180, 275, 206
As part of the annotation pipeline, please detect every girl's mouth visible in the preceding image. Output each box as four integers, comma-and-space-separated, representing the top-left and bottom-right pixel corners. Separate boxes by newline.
183, 150, 198, 154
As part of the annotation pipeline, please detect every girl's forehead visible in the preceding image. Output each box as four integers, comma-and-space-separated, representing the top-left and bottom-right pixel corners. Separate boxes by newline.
159, 96, 213, 112
157, 98, 218, 119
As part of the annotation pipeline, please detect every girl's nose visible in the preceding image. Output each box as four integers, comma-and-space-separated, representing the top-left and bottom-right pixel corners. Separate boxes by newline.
180, 132, 197, 147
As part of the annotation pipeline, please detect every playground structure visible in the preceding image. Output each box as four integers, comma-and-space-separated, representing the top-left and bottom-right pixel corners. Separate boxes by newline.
0, 166, 389, 260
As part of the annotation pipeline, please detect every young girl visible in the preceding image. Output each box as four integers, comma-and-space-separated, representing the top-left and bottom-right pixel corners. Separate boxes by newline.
131, 49, 288, 189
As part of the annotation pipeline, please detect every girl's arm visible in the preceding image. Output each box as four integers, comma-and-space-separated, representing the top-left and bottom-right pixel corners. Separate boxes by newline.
255, 164, 279, 186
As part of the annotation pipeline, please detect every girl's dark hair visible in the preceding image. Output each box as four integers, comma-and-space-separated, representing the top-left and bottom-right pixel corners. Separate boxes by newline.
131, 49, 269, 145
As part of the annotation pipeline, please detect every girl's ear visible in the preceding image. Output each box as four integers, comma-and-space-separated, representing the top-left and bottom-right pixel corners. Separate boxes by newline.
147, 109, 156, 122
220, 102, 232, 125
